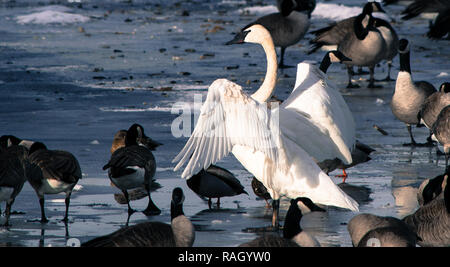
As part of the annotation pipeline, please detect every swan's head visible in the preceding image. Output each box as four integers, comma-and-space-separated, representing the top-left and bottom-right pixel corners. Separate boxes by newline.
439, 82, 450, 93
398, 38, 410, 54
226, 24, 272, 46
327, 50, 352, 63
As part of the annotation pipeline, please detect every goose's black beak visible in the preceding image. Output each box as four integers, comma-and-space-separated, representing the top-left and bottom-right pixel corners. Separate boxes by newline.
225, 30, 250, 45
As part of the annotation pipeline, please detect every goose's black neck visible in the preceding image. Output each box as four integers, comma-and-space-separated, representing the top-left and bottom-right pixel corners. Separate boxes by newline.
282, 201, 302, 239
125, 129, 138, 147
354, 14, 370, 40
319, 52, 332, 73
399, 51, 411, 73
171, 202, 184, 221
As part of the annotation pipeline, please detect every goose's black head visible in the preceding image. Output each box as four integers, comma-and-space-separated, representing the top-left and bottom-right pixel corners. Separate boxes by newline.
29, 141, 47, 154
125, 123, 149, 147
439, 82, 450, 93
283, 197, 325, 239
0, 135, 22, 149
277, 0, 316, 17
398, 38, 410, 54
363, 1, 385, 15
171, 187, 186, 219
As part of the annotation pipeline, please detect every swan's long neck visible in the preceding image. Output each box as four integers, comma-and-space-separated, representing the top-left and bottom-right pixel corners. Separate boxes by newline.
251, 36, 278, 104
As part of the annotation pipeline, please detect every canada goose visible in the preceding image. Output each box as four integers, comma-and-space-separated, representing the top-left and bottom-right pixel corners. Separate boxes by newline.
427, 8, 450, 39
109, 128, 161, 203
391, 39, 437, 147
0, 136, 29, 226
82, 187, 195, 247
373, 17, 399, 81
348, 213, 418, 247
251, 177, 272, 208
432, 105, 450, 170
419, 82, 450, 130
174, 24, 358, 228
308, 2, 385, 54
309, 2, 396, 82
186, 165, 248, 209
243, 0, 316, 68
417, 171, 447, 206
403, 172, 450, 246
24, 141, 82, 223
337, 11, 387, 88
239, 197, 325, 247
103, 124, 161, 216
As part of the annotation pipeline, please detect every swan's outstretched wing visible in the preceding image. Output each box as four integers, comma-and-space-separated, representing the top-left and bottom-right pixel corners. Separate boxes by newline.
173, 79, 278, 179
282, 63, 355, 164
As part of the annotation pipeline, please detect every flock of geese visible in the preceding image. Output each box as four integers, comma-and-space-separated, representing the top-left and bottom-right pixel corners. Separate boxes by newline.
0, 0, 449, 247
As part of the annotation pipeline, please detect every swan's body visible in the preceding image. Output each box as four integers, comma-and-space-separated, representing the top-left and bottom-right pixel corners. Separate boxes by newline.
173, 25, 358, 227
285, 60, 356, 165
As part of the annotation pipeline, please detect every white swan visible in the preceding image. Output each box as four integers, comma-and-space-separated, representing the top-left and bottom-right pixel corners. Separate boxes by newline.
283, 52, 356, 166
172, 24, 358, 227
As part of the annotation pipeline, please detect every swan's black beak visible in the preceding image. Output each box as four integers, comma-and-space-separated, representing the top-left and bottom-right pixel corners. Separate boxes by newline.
225, 30, 250, 45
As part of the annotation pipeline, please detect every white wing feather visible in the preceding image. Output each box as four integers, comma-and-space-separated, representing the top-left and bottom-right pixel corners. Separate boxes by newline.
173, 79, 279, 179
282, 63, 355, 164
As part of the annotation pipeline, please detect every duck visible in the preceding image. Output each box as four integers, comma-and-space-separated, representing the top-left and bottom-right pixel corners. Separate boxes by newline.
418, 82, 450, 131
251, 177, 272, 208
403, 171, 450, 246
82, 187, 195, 247
337, 10, 387, 88
242, 0, 316, 68
0, 135, 29, 226
239, 197, 325, 247
173, 24, 358, 229
23, 141, 82, 223
103, 123, 161, 216
391, 39, 437, 147
348, 213, 418, 247
186, 164, 248, 209
432, 105, 450, 170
